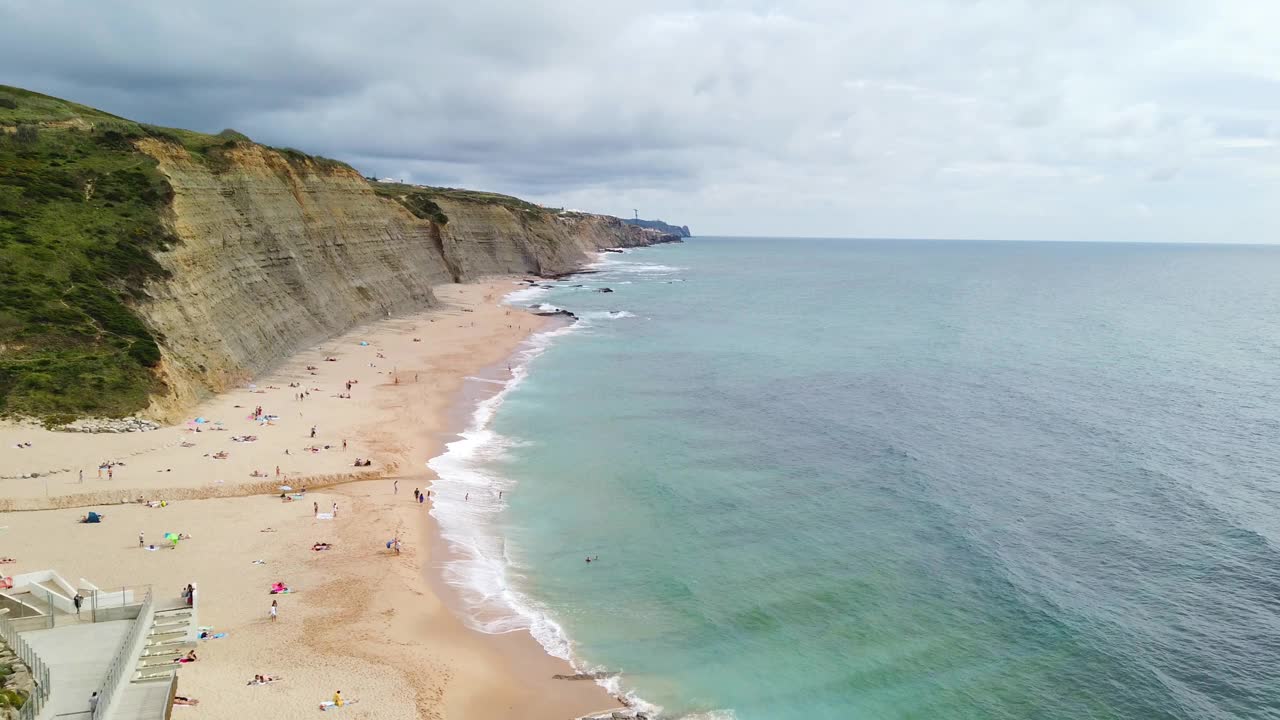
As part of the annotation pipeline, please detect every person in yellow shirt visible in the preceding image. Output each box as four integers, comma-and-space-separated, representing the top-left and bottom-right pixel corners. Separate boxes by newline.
333, 690, 343, 707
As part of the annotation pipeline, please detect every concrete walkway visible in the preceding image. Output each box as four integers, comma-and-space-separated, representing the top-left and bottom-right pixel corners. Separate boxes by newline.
23, 620, 129, 720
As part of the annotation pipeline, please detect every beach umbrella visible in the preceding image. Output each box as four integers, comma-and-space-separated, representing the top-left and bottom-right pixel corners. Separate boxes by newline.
194, 417, 207, 424
278, 486, 292, 492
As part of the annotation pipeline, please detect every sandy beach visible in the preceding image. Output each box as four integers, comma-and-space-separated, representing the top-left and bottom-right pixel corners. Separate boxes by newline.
0, 279, 617, 719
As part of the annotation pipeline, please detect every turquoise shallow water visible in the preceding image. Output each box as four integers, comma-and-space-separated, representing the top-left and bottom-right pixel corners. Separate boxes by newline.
430, 238, 1280, 720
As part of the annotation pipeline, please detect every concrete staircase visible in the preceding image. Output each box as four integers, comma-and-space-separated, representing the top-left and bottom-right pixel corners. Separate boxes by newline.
132, 607, 194, 682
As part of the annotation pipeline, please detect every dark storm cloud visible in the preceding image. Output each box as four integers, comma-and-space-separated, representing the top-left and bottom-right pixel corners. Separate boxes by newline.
2, 0, 1278, 240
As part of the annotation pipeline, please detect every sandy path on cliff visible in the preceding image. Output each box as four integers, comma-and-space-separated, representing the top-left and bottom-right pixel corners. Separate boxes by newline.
0, 280, 617, 719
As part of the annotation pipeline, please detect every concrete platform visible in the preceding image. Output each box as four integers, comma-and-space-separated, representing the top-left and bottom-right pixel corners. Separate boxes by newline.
23, 621, 129, 720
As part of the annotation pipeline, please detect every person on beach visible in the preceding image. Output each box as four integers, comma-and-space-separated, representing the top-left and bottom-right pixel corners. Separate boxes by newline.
393, 480, 398, 495
418, 493, 424, 505
139, 531, 144, 548
310, 425, 317, 438
107, 467, 113, 480
313, 501, 319, 516
333, 691, 344, 707
332, 502, 338, 518
73, 593, 83, 615
413, 489, 420, 502
270, 599, 278, 622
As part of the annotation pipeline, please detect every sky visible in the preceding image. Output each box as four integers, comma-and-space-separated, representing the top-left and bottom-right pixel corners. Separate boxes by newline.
2, 0, 1279, 242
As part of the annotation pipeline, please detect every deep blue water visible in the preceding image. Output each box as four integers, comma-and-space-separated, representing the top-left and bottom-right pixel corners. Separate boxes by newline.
431, 238, 1280, 720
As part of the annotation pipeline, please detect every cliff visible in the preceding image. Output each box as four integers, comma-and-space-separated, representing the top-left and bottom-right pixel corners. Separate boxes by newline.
137, 145, 681, 419
622, 218, 691, 238
0, 85, 683, 421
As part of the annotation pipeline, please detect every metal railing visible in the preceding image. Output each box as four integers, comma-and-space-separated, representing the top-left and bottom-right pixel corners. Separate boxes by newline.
87, 585, 149, 624
0, 611, 51, 720
162, 672, 179, 720
91, 587, 154, 720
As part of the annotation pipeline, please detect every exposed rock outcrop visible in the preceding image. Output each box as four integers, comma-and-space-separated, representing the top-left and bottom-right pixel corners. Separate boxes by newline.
0, 641, 33, 720
60, 417, 161, 433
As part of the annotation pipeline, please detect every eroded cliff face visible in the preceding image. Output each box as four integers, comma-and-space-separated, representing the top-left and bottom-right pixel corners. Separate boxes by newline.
431, 198, 676, 278
133, 140, 678, 419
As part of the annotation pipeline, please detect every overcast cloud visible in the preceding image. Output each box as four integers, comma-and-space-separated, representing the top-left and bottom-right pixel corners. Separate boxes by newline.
3, 0, 1279, 241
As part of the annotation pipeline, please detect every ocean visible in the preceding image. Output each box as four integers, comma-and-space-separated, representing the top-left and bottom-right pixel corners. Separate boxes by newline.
428, 237, 1280, 720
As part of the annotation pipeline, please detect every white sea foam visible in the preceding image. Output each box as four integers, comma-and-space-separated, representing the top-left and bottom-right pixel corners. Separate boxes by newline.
504, 283, 551, 305
426, 304, 632, 702
591, 261, 686, 275
424, 273, 675, 714
587, 250, 686, 276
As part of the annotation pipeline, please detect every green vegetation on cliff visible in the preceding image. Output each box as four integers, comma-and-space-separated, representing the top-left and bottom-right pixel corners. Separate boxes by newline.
371, 183, 450, 225
0, 85, 680, 421
0, 86, 180, 418
0, 86, 368, 420
372, 182, 556, 224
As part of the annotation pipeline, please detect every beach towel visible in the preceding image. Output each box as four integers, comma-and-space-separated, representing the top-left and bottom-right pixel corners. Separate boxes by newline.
319, 700, 358, 711
314, 513, 334, 520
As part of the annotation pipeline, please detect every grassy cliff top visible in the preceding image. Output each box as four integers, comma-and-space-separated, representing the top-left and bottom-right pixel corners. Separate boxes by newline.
0, 85, 354, 421
370, 181, 557, 225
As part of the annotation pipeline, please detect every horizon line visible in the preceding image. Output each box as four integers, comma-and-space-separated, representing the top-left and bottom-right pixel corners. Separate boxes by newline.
682, 234, 1280, 247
